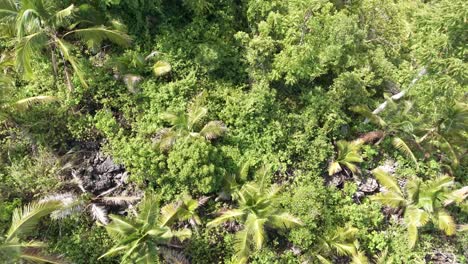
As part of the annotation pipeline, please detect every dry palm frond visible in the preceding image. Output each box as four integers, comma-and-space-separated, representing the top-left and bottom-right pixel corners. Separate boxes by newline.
99, 196, 141, 205
90, 204, 109, 225
13, 95, 59, 111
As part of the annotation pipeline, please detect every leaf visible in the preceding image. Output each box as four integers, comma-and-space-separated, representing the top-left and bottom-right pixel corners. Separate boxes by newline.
153, 61, 171, 76
105, 215, 137, 238
350, 105, 386, 127
21, 248, 67, 264
53, 4, 74, 25
392, 137, 419, 170
328, 161, 342, 175
7, 201, 62, 241
55, 37, 88, 88
15, 31, 47, 78
100, 196, 140, 205
371, 192, 405, 208
64, 26, 131, 50
160, 202, 181, 227
207, 209, 245, 227
372, 168, 403, 195
200, 120, 227, 140
404, 206, 429, 228
444, 186, 468, 206
13, 95, 59, 111
437, 210, 455, 236
233, 229, 250, 264
90, 204, 108, 225
269, 212, 303, 229
407, 224, 418, 248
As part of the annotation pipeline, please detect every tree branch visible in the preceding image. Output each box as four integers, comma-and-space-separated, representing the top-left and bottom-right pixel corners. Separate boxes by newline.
364, 67, 427, 123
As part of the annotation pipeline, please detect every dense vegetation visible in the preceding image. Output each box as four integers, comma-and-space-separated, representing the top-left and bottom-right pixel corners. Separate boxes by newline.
0, 0, 466, 263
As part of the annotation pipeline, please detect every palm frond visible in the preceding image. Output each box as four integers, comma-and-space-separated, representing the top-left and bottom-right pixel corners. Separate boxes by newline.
328, 161, 342, 175
6, 200, 62, 241
207, 209, 245, 227
99, 196, 140, 205
233, 229, 250, 264
371, 192, 405, 208
13, 95, 59, 111
90, 204, 108, 225
350, 105, 386, 127
392, 137, 419, 170
171, 228, 192, 242
105, 215, 138, 239
64, 26, 131, 50
153, 128, 178, 152
159, 202, 181, 227
187, 104, 207, 129
21, 248, 66, 264
160, 248, 190, 264
51, 4, 74, 25
351, 251, 369, 264
444, 186, 468, 206
55, 37, 87, 88
407, 223, 418, 249
404, 206, 429, 228
245, 214, 266, 250
200, 120, 227, 140
153, 61, 171, 76
269, 212, 303, 229
15, 31, 47, 78
437, 210, 455, 235
138, 195, 160, 226
372, 168, 403, 195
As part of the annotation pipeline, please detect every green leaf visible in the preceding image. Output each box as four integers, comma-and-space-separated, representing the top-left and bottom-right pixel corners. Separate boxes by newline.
372, 168, 403, 195
207, 209, 245, 227
437, 210, 455, 235
64, 26, 131, 50
153, 61, 171, 76
392, 137, 419, 170
7, 201, 62, 241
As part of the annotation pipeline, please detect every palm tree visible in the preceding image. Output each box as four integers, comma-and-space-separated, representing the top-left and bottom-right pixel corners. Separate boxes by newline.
207, 182, 303, 264
0, 200, 64, 263
0, 0, 131, 91
351, 103, 420, 169
315, 224, 368, 264
153, 93, 227, 152
371, 168, 467, 248
160, 194, 209, 231
100, 195, 192, 263
328, 140, 364, 176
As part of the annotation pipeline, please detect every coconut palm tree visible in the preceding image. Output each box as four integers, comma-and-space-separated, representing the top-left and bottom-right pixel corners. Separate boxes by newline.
0, 0, 131, 91
153, 93, 227, 152
100, 195, 191, 263
159, 194, 209, 233
351, 102, 420, 170
207, 182, 303, 264
0, 200, 64, 263
371, 168, 467, 248
315, 224, 369, 264
328, 140, 364, 176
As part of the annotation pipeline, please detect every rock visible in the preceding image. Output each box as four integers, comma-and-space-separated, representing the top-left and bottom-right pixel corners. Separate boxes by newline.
359, 177, 379, 193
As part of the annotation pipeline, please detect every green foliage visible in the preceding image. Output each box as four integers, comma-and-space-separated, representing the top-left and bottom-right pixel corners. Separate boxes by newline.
0, 0, 466, 262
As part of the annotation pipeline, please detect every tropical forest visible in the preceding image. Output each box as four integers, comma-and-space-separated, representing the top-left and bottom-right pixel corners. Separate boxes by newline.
0, 0, 466, 263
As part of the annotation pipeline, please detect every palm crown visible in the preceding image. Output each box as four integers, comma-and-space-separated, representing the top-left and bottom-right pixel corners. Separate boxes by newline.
207, 182, 303, 263
371, 168, 467, 248
154, 93, 227, 152
328, 140, 364, 176
0, 0, 131, 90
100, 195, 192, 263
